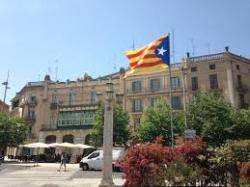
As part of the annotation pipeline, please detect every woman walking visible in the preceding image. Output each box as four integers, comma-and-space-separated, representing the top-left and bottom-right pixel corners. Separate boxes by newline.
58, 152, 67, 172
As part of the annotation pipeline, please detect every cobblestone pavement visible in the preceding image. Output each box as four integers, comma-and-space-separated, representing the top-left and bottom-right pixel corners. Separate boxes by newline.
0, 163, 124, 187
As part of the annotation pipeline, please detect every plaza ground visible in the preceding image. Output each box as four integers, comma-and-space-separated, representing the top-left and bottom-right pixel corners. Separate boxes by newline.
0, 162, 124, 187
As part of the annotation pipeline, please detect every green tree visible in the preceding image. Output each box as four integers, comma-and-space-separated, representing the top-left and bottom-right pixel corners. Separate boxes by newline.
90, 104, 130, 147
138, 99, 184, 145
233, 108, 250, 140
0, 112, 27, 154
187, 92, 236, 147
210, 140, 250, 187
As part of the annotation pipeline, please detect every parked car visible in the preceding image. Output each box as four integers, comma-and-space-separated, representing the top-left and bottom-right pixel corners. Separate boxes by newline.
79, 148, 124, 171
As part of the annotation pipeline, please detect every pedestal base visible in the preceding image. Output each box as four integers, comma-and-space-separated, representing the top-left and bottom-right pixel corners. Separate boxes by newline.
99, 179, 115, 187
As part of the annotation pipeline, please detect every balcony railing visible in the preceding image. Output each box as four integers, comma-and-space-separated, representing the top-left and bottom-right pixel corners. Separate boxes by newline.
127, 86, 183, 95
187, 53, 224, 63
132, 107, 143, 113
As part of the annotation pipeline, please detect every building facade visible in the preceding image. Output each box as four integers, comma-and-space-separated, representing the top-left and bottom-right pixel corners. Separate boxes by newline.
10, 50, 250, 144
125, 50, 250, 129
0, 100, 9, 114
10, 73, 124, 145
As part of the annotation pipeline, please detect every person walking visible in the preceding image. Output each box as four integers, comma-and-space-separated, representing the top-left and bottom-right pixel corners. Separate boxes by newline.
58, 152, 67, 172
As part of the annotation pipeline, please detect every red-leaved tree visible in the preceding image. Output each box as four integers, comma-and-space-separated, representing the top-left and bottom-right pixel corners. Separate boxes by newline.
120, 137, 175, 187
120, 137, 209, 186
175, 137, 205, 164
240, 162, 250, 185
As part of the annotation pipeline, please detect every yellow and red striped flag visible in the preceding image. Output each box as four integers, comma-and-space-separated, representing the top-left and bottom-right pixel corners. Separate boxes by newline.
125, 35, 170, 77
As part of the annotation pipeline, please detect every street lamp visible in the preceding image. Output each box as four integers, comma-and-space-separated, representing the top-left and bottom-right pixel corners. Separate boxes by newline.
106, 81, 114, 101
181, 61, 196, 141
99, 78, 115, 187
181, 63, 188, 129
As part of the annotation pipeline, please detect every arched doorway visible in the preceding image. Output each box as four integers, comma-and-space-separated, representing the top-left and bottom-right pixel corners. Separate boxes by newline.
45, 135, 57, 158
63, 134, 74, 143
45, 135, 56, 144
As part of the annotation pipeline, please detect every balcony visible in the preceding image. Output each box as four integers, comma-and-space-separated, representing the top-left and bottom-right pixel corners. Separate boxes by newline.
132, 108, 143, 113
127, 86, 183, 96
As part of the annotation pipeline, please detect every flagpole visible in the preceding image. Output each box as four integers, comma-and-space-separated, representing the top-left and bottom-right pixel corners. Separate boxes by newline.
169, 65, 174, 147
169, 32, 174, 147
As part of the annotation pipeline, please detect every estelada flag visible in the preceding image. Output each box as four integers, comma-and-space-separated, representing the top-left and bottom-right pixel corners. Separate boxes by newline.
125, 35, 170, 77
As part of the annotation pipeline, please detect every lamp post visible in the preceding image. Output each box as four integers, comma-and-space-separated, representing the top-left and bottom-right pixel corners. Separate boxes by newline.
182, 61, 196, 141
99, 78, 115, 187
181, 63, 188, 129
1, 71, 10, 113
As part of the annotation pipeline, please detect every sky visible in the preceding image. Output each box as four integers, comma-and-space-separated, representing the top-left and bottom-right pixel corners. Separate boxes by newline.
0, 0, 250, 103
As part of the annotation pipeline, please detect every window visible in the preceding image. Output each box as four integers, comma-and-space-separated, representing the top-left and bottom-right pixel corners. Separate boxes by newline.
63, 134, 74, 143
236, 65, 240, 70
209, 74, 218, 89
191, 77, 198, 90
88, 152, 100, 159
68, 92, 76, 105
132, 99, 142, 112
150, 97, 160, 106
116, 94, 123, 104
150, 79, 160, 91
52, 94, 58, 103
171, 96, 182, 110
90, 91, 97, 104
132, 81, 142, 92
171, 77, 180, 89
237, 75, 242, 87
134, 117, 141, 128
30, 95, 36, 102
191, 67, 197, 72
29, 94, 37, 104
28, 110, 35, 119
209, 64, 216, 70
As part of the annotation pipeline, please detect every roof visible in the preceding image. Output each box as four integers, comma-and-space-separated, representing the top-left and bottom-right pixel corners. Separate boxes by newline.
186, 51, 250, 64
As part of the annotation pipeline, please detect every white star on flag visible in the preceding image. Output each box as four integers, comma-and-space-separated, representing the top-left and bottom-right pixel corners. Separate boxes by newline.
157, 46, 167, 56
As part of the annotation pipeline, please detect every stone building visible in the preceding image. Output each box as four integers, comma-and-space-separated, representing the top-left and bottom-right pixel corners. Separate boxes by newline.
11, 73, 124, 145
10, 49, 250, 144
0, 100, 9, 114
125, 50, 250, 128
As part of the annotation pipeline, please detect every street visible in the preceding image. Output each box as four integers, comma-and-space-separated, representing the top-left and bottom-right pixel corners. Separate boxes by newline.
0, 163, 124, 187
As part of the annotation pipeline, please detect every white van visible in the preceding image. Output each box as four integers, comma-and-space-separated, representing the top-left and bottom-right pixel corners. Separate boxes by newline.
79, 148, 124, 171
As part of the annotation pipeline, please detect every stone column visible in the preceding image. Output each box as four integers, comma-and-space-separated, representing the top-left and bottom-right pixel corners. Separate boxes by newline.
99, 80, 114, 187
